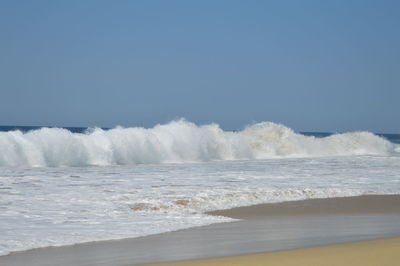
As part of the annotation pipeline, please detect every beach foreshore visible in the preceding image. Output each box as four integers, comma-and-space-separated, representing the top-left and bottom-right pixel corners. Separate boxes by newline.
139, 195, 400, 266
1, 195, 400, 266
139, 237, 400, 266
208, 194, 400, 218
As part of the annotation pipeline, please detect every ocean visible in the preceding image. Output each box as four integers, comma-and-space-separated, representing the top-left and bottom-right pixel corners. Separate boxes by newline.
1, 119, 399, 256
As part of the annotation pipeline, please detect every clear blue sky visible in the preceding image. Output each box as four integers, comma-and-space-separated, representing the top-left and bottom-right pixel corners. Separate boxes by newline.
1, 0, 399, 133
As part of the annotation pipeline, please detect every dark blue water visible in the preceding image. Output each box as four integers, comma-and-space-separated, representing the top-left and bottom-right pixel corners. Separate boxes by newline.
0, 125, 101, 133
1, 125, 399, 144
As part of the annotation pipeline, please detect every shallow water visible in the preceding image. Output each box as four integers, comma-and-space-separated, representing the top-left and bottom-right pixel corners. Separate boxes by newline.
1, 155, 400, 255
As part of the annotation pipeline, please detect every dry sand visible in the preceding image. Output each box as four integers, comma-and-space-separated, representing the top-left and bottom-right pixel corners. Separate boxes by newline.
140, 237, 400, 266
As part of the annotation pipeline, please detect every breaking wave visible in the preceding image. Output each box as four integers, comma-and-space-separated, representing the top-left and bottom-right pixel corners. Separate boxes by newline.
0, 119, 395, 167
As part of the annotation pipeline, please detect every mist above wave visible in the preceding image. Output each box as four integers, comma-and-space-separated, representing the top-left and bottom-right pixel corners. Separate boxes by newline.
0, 119, 395, 167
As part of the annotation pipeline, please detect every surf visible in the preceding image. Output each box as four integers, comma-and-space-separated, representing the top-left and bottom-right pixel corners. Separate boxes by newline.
0, 119, 395, 167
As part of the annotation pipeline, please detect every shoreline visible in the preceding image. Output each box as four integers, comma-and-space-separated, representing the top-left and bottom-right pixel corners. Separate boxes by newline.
207, 194, 400, 218
139, 195, 400, 266
1, 195, 400, 266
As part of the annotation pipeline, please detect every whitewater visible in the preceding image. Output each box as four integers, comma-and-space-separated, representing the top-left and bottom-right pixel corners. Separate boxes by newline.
1, 120, 400, 256
0, 119, 397, 167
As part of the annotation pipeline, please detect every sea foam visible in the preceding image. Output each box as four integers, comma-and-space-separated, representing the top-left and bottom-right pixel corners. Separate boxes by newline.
0, 119, 395, 167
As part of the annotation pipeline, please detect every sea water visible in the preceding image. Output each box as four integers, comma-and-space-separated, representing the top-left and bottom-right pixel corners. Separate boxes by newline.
1, 120, 399, 256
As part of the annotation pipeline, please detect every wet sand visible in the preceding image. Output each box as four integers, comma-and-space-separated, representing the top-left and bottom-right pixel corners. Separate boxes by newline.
138, 195, 400, 266
140, 237, 400, 266
1, 195, 400, 266
208, 194, 400, 218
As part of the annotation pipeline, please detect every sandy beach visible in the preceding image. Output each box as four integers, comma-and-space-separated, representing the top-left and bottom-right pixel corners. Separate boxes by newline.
139, 195, 400, 266
140, 237, 400, 266
1, 195, 400, 266
207, 194, 400, 218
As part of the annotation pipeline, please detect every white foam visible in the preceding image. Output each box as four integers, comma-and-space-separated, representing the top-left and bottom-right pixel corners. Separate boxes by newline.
0, 120, 395, 167
1, 154, 400, 256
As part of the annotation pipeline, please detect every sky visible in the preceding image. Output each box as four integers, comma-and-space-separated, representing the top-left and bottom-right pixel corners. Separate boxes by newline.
0, 0, 399, 133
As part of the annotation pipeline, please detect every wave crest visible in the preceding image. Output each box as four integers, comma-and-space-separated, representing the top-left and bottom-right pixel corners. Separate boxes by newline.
0, 119, 395, 167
